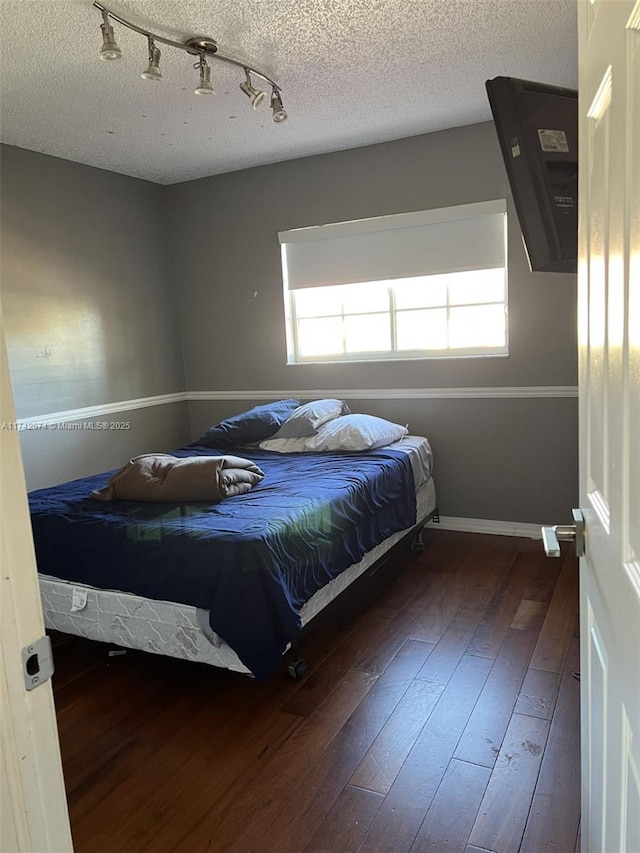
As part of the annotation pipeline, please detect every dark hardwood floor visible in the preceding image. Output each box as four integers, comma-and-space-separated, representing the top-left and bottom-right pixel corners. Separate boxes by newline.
51, 529, 581, 853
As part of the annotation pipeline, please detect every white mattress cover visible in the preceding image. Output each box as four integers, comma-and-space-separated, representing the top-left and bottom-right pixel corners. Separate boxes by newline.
39, 438, 435, 675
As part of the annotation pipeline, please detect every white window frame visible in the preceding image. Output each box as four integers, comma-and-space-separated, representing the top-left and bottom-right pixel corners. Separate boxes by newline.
280, 200, 509, 365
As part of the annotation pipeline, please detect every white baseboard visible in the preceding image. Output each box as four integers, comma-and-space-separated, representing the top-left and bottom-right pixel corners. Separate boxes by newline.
428, 515, 542, 538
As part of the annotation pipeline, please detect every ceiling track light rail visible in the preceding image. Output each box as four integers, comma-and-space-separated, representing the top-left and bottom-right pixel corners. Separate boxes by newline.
93, 1, 287, 122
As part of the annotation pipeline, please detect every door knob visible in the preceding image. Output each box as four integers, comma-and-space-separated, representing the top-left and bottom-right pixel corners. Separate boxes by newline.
541, 508, 585, 557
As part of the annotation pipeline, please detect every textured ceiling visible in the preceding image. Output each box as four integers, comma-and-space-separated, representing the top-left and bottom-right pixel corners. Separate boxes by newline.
0, 0, 578, 184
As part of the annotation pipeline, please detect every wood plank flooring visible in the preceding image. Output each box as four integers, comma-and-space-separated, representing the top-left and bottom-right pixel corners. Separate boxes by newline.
50, 529, 581, 853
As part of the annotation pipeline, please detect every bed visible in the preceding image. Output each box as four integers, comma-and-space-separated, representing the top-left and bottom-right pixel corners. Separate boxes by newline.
29, 401, 438, 679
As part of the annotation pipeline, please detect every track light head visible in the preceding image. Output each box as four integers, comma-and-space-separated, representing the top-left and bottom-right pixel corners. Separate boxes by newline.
270, 88, 288, 123
99, 11, 123, 61
240, 70, 266, 110
141, 38, 162, 81
194, 57, 215, 95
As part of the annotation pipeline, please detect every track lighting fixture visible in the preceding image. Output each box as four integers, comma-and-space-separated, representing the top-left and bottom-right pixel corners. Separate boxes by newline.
141, 38, 162, 82
194, 56, 215, 95
270, 88, 288, 123
240, 69, 266, 110
99, 10, 122, 61
94, 2, 287, 121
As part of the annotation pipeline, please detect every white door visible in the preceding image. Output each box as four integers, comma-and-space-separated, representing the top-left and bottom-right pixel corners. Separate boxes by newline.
578, 0, 640, 851
0, 317, 73, 852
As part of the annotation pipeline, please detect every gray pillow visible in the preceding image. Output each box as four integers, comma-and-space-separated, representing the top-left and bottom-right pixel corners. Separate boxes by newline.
272, 399, 350, 438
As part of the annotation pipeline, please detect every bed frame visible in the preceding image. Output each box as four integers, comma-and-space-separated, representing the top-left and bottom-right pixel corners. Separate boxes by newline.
288, 497, 440, 678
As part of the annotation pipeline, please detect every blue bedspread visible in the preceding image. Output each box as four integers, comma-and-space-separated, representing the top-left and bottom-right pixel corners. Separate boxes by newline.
28, 445, 417, 679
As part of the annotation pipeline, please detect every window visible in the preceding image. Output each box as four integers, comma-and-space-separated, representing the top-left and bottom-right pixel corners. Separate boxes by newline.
280, 200, 508, 363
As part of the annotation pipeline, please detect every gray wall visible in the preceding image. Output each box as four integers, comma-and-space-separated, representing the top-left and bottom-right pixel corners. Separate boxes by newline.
167, 122, 577, 391
167, 122, 579, 524
0, 145, 189, 488
16, 403, 187, 491
1, 125, 579, 521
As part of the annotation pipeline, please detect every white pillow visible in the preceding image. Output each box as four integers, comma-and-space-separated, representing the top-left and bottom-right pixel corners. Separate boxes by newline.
260, 414, 408, 453
305, 414, 408, 451
271, 399, 350, 438
258, 436, 310, 453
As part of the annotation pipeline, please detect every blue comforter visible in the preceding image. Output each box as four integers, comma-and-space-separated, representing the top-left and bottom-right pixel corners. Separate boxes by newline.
28, 445, 417, 679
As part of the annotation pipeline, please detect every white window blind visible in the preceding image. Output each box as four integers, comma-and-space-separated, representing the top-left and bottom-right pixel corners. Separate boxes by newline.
279, 200, 507, 290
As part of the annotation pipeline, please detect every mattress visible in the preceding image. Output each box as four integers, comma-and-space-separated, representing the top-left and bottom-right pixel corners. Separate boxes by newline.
36, 437, 435, 676
40, 477, 436, 675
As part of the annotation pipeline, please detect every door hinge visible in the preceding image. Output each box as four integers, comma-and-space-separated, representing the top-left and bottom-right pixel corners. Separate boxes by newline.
22, 636, 54, 691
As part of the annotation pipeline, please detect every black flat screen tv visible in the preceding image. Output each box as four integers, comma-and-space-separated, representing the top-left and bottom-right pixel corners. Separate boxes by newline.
486, 76, 578, 274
